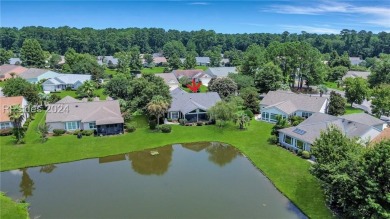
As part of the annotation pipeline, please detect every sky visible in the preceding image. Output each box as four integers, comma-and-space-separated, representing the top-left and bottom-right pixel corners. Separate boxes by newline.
1, 0, 390, 34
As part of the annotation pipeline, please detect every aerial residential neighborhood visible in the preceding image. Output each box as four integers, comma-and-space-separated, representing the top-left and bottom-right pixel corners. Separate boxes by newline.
0, 1, 389, 219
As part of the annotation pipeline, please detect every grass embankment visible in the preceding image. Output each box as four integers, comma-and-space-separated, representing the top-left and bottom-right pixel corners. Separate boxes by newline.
345, 105, 364, 114
0, 192, 29, 219
0, 112, 333, 218
324, 81, 343, 91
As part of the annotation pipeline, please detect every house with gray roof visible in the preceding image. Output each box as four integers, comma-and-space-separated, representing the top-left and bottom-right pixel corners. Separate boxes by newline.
203, 67, 238, 86
278, 112, 384, 152
155, 73, 179, 90
342, 71, 371, 80
260, 90, 328, 123
167, 88, 221, 122
9, 58, 22, 65
19, 68, 60, 83
46, 96, 124, 135
349, 57, 364, 65
42, 74, 91, 92
172, 69, 208, 83
97, 56, 118, 66
180, 57, 210, 66
340, 113, 387, 131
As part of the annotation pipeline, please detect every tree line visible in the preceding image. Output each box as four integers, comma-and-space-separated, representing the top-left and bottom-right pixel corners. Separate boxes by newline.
1, 27, 389, 58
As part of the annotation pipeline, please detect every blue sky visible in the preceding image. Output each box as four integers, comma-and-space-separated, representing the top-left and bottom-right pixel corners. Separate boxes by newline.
1, 1, 389, 34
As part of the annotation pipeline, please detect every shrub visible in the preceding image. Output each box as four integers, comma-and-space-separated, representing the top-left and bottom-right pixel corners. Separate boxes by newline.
149, 120, 157, 130
179, 119, 187, 126
122, 110, 132, 122
268, 135, 278, 144
126, 123, 136, 133
65, 86, 72, 91
82, 130, 94, 136
160, 124, 172, 133
244, 109, 254, 119
297, 149, 303, 156
196, 121, 203, 126
71, 129, 81, 135
301, 151, 311, 159
167, 118, 172, 122
53, 129, 66, 136
0, 128, 13, 136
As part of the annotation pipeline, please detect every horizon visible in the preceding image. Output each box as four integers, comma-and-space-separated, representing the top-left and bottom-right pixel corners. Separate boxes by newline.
1, 1, 390, 34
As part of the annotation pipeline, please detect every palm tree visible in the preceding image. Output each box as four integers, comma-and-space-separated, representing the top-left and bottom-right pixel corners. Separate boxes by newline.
9, 104, 25, 144
146, 95, 170, 127
81, 80, 96, 98
317, 84, 328, 97
234, 111, 250, 130
38, 92, 50, 109
271, 115, 290, 137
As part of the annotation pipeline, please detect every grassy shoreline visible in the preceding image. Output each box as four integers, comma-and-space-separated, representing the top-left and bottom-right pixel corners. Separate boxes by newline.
1, 114, 333, 218
0, 192, 29, 219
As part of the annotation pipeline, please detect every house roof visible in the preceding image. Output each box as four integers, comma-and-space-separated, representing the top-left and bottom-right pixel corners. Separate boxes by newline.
371, 128, 390, 144
97, 56, 118, 65
342, 71, 371, 80
46, 98, 123, 125
0, 96, 25, 122
55, 96, 82, 104
43, 74, 91, 85
279, 112, 382, 144
349, 57, 363, 65
0, 65, 28, 77
204, 67, 237, 78
172, 69, 205, 79
154, 73, 179, 85
169, 88, 221, 114
340, 113, 386, 127
261, 90, 328, 114
9, 58, 22, 65
19, 68, 51, 79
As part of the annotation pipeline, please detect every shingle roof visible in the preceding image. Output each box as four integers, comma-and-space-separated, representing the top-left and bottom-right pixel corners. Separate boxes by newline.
204, 67, 237, 78
97, 56, 118, 65
0, 64, 28, 77
0, 96, 25, 122
342, 71, 371, 80
180, 57, 210, 64
172, 69, 205, 79
46, 98, 123, 125
19, 68, 50, 79
279, 112, 381, 144
340, 113, 386, 127
169, 88, 221, 114
349, 57, 363, 65
9, 58, 22, 65
55, 96, 82, 104
44, 74, 91, 85
261, 90, 328, 114
155, 73, 179, 85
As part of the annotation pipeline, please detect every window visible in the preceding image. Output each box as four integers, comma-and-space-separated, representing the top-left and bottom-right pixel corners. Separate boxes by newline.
171, 112, 179, 119
270, 113, 278, 122
302, 112, 312, 119
262, 112, 269, 120
296, 140, 304, 149
89, 122, 96, 129
284, 135, 293, 145
0, 122, 12, 129
66, 121, 79, 130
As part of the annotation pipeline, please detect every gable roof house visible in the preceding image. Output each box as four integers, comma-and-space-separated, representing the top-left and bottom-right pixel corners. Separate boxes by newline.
155, 73, 179, 90
180, 57, 210, 66
167, 88, 221, 122
42, 74, 92, 92
19, 68, 60, 83
203, 67, 238, 86
278, 112, 385, 152
172, 69, 209, 83
0, 64, 28, 81
342, 71, 371, 80
9, 58, 22, 65
260, 90, 328, 123
97, 56, 118, 66
46, 96, 124, 135
141, 54, 167, 67
349, 57, 364, 65
0, 96, 29, 130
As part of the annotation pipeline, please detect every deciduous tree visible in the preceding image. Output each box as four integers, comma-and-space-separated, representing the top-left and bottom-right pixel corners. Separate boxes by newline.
344, 77, 370, 107
328, 91, 346, 116
208, 77, 237, 99
371, 84, 390, 117
20, 39, 45, 67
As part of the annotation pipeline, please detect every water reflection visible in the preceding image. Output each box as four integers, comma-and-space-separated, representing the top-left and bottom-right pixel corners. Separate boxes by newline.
99, 154, 126, 164
39, 164, 57, 174
19, 168, 35, 198
128, 145, 173, 175
206, 142, 240, 167
181, 142, 210, 152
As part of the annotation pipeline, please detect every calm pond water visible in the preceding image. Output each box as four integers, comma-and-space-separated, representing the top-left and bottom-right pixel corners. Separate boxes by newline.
1, 142, 307, 219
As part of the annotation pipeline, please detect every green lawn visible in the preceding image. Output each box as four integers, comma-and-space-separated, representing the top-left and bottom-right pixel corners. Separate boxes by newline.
345, 105, 364, 114
194, 65, 208, 71
324, 81, 343, 91
0, 80, 5, 87
141, 67, 165, 74
53, 88, 106, 100
104, 68, 118, 76
0, 192, 29, 219
1, 113, 333, 219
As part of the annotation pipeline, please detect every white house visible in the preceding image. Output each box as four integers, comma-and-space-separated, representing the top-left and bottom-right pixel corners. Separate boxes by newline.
19, 68, 60, 83
260, 90, 328, 123
278, 113, 385, 152
42, 74, 92, 92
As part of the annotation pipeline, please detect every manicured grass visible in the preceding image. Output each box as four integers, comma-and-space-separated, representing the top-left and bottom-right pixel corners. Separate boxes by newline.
1, 113, 333, 218
324, 81, 343, 91
141, 67, 165, 74
345, 105, 364, 114
0, 192, 29, 219
104, 68, 118, 76
0, 80, 5, 87
181, 85, 208, 93
53, 88, 107, 100
194, 65, 208, 71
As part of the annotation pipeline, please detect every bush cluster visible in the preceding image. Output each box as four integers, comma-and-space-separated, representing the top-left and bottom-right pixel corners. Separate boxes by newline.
126, 123, 136, 133
0, 128, 13, 136
53, 129, 66, 136
160, 124, 172, 133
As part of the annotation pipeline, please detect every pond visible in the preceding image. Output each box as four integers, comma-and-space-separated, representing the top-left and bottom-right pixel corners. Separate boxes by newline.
0, 142, 307, 219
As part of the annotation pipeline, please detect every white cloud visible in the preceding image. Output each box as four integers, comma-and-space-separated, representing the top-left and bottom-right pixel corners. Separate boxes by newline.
280, 25, 340, 34
264, 1, 390, 28
188, 2, 209, 5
